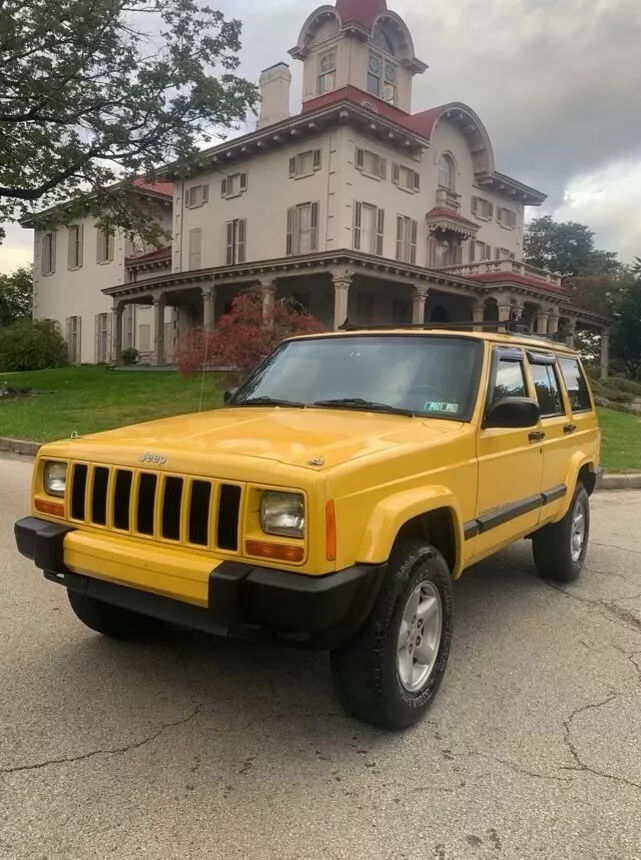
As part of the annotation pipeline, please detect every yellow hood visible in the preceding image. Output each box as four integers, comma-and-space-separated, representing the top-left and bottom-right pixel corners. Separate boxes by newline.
46, 407, 463, 471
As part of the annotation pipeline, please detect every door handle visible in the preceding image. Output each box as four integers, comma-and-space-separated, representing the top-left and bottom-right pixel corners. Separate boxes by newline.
563, 423, 577, 434
528, 431, 546, 443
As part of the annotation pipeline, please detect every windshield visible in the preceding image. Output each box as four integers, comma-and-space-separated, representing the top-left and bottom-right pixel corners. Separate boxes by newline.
231, 335, 482, 420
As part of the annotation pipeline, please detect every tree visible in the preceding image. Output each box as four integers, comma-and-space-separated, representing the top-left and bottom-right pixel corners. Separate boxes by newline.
524, 216, 621, 279
174, 286, 325, 379
611, 279, 641, 380
0, 264, 33, 326
633, 257, 641, 276
0, 0, 257, 243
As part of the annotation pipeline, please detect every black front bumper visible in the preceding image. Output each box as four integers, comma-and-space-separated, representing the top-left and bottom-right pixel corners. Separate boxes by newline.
15, 517, 385, 650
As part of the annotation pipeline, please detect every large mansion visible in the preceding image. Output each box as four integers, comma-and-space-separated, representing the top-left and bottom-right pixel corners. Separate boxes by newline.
26, 0, 610, 375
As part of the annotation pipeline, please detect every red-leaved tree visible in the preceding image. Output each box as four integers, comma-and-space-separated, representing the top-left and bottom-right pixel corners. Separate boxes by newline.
174, 285, 324, 379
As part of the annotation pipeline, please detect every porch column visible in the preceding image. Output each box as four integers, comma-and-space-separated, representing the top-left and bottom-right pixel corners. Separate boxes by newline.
472, 300, 485, 326
601, 330, 610, 380
497, 301, 512, 323
535, 311, 550, 335
152, 294, 167, 366
565, 318, 577, 349
113, 302, 124, 364
511, 299, 525, 322
332, 270, 353, 330
202, 285, 216, 332
261, 280, 277, 329
412, 287, 429, 325
548, 311, 560, 336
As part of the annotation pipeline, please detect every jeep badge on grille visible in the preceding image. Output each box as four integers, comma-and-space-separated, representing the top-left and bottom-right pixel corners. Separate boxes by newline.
140, 453, 168, 466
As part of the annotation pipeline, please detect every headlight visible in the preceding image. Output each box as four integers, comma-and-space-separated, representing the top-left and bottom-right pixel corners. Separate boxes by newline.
260, 492, 305, 538
44, 461, 67, 497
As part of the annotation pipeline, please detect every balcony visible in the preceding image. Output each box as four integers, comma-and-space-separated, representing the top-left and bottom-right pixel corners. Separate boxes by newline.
438, 259, 563, 290
435, 187, 461, 212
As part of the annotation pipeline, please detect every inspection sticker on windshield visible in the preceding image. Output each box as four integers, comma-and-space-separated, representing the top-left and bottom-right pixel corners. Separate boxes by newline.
424, 402, 459, 414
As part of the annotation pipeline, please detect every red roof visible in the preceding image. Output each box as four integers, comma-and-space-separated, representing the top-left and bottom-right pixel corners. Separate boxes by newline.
133, 178, 174, 199
467, 272, 564, 294
336, 0, 387, 29
126, 246, 172, 266
403, 107, 445, 140
426, 207, 478, 229
302, 85, 411, 121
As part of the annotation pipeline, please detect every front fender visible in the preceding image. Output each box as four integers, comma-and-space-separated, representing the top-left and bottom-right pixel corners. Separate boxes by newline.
356, 485, 465, 574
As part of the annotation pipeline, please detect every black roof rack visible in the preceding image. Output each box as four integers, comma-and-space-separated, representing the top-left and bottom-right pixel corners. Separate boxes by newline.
337, 320, 567, 343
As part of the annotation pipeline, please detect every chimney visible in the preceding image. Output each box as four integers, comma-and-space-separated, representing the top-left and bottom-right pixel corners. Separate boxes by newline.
257, 63, 291, 130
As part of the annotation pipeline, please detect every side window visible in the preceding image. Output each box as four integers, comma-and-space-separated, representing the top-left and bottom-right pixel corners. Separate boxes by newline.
559, 358, 592, 412
530, 363, 564, 417
490, 356, 527, 407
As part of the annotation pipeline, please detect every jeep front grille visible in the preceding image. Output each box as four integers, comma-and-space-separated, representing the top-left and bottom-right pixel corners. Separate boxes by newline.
68, 464, 242, 552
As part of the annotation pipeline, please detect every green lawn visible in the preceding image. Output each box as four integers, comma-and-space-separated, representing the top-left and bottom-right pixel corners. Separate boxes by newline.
2, 368, 641, 473
597, 407, 641, 474
0, 367, 223, 443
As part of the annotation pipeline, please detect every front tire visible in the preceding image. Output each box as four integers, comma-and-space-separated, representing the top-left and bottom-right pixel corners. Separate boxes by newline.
67, 589, 162, 641
330, 541, 454, 731
532, 484, 590, 582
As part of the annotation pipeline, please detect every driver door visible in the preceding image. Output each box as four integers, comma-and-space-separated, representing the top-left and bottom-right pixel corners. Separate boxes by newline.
473, 347, 544, 561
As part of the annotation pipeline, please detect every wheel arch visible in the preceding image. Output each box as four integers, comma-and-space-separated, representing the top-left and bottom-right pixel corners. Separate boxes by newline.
356, 486, 464, 577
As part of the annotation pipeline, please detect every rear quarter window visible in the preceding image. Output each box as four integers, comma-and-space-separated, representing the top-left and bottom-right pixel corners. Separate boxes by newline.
558, 357, 593, 412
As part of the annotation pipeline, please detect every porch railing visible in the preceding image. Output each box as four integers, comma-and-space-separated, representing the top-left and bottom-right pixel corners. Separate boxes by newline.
438, 259, 563, 289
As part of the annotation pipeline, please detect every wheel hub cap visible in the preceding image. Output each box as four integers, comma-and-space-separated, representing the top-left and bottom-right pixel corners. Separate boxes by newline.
571, 500, 586, 563
397, 582, 443, 693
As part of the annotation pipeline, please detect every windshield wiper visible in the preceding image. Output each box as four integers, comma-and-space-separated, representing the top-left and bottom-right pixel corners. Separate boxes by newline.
313, 398, 415, 417
231, 396, 306, 408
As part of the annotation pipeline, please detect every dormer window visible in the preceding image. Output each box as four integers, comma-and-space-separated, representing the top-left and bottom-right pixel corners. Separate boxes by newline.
367, 52, 397, 104
438, 154, 456, 191
317, 51, 336, 95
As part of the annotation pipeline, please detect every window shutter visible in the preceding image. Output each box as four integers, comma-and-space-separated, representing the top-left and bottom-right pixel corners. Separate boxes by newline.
202, 184, 209, 204
96, 229, 102, 263
65, 318, 72, 360
410, 220, 418, 265
240, 173, 247, 191
310, 202, 320, 251
392, 163, 400, 185
106, 312, 113, 362
78, 225, 84, 268
494, 247, 501, 261
76, 316, 82, 363
50, 232, 56, 273
238, 219, 246, 263
356, 148, 364, 168
489, 203, 494, 219
289, 157, 297, 177
286, 207, 296, 255
396, 216, 403, 260
226, 221, 235, 265
497, 207, 503, 224
189, 229, 202, 269
454, 245, 463, 265
221, 179, 227, 197
108, 232, 114, 262
427, 236, 436, 267
471, 197, 478, 216
68, 227, 75, 270
94, 315, 100, 363
313, 149, 322, 170
376, 208, 385, 255
41, 235, 47, 274
470, 240, 476, 263
353, 202, 362, 251
413, 171, 420, 191
378, 158, 387, 180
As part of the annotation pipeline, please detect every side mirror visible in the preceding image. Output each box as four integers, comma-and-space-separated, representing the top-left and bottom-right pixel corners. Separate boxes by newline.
223, 388, 238, 405
484, 397, 540, 429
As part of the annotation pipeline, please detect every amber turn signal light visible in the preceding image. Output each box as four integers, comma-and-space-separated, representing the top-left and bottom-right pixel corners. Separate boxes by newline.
35, 498, 65, 517
245, 540, 304, 563
325, 501, 336, 561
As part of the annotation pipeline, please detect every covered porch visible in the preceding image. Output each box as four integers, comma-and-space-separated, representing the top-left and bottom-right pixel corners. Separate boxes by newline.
102, 251, 611, 379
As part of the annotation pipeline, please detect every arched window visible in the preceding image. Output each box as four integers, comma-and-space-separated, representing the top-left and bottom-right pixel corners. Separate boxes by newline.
438, 154, 456, 190
372, 25, 395, 56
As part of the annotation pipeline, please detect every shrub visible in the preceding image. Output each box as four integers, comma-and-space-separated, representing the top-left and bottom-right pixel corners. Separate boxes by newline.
0, 319, 68, 372
122, 347, 140, 366
174, 285, 324, 379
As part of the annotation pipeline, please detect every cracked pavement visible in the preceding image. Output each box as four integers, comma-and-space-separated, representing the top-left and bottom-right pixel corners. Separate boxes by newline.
1, 456, 641, 860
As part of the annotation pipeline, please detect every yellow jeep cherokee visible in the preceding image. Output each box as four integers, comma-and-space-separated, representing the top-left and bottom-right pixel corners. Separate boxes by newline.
15, 325, 601, 730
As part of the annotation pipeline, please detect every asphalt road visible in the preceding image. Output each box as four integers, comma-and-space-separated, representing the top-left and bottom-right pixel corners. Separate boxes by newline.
1, 455, 641, 860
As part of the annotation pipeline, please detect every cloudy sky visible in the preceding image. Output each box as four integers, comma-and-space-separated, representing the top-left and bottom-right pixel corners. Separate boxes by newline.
2, 0, 640, 273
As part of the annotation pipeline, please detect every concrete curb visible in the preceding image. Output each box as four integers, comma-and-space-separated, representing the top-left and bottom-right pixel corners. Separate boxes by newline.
1, 436, 641, 490
0, 438, 41, 458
